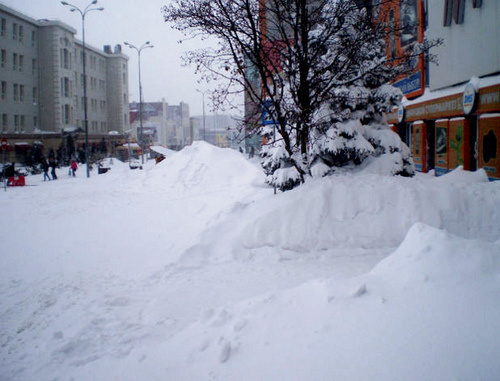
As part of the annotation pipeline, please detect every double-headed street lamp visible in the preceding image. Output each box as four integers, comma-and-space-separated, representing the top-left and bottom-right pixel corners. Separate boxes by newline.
61, 0, 103, 178
124, 41, 153, 165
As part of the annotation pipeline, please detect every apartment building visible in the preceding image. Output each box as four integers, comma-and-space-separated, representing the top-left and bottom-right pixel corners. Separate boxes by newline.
0, 3, 129, 155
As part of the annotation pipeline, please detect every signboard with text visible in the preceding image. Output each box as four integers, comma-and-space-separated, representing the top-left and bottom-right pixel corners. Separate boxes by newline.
376, 0, 425, 99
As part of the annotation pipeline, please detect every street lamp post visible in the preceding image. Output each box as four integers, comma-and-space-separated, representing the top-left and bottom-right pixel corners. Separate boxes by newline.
61, 0, 103, 178
124, 41, 153, 166
196, 89, 207, 141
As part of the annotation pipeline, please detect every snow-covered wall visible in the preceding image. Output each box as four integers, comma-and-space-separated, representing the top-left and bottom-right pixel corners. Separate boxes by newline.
427, 1, 500, 90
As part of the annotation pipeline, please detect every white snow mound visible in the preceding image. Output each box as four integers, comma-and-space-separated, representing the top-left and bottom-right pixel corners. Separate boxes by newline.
370, 222, 500, 286
144, 141, 263, 192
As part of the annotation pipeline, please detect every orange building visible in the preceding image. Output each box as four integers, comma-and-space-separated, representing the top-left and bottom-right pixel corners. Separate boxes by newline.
385, 1, 500, 180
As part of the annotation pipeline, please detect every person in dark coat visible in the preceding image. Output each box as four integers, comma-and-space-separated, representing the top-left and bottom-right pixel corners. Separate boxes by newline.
49, 157, 57, 180
4, 162, 15, 178
41, 158, 51, 181
4, 162, 15, 186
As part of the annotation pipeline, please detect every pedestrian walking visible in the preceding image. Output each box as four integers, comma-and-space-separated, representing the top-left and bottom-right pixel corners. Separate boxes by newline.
49, 157, 57, 180
70, 159, 78, 177
42, 158, 51, 181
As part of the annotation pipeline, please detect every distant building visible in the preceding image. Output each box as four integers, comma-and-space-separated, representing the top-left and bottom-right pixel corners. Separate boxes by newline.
0, 3, 129, 158
130, 100, 192, 151
191, 113, 241, 149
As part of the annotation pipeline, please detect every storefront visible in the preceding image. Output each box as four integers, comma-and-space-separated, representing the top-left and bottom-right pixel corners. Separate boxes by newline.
389, 76, 500, 180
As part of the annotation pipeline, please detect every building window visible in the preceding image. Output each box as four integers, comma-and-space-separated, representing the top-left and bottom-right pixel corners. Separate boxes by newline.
2, 114, 7, 131
33, 116, 38, 128
31, 30, 36, 47
20, 115, 25, 131
1, 18, 6, 37
1, 49, 5, 68
32, 58, 37, 75
63, 77, 70, 98
65, 105, 70, 124
13, 53, 18, 71
444, 0, 465, 26
18, 25, 24, 43
62, 104, 71, 125
61, 48, 70, 69
1, 81, 6, 100
13, 84, 18, 101
14, 115, 19, 131
19, 85, 24, 102
32, 87, 38, 104
19, 55, 24, 72
12, 23, 17, 41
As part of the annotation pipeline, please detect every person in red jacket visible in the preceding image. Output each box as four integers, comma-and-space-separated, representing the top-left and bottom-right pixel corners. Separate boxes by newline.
70, 159, 78, 177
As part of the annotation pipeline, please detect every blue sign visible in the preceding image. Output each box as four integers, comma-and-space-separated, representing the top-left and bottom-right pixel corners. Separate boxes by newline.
261, 100, 277, 125
393, 71, 422, 96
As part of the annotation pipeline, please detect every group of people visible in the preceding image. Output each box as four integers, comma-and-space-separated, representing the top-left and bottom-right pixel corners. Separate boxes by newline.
41, 157, 78, 181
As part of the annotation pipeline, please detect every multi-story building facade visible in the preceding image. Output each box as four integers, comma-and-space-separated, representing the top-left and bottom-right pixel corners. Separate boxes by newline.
0, 3, 129, 159
385, 0, 500, 180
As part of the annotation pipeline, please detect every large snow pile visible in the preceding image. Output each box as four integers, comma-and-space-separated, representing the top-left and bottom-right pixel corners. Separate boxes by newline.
144, 141, 263, 194
1, 142, 499, 380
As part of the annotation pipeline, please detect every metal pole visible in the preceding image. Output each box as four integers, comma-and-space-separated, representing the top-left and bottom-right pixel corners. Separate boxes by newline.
202, 93, 206, 141
81, 14, 90, 177
124, 41, 153, 166
138, 49, 144, 165
196, 89, 207, 142
2, 149, 6, 192
61, 1, 103, 178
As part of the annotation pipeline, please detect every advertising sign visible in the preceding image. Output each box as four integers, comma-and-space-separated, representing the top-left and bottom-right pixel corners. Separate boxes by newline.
435, 119, 449, 176
412, 121, 427, 172
478, 115, 500, 180
462, 82, 478, 115
449, 118, 471, 171
377, 0, 425, 99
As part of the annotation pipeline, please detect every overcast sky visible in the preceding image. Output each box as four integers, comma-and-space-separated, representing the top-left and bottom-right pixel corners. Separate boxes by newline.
2, 0, 235, 116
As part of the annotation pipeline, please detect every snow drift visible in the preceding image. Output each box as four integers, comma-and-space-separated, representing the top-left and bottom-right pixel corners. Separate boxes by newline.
153, 223, 500, 381
1, 142, 499, 380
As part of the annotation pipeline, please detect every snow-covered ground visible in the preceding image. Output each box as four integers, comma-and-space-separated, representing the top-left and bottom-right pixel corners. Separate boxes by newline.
1, 141, 499, 380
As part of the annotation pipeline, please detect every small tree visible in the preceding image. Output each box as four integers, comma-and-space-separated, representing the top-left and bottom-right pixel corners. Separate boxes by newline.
163, 0, 438, 190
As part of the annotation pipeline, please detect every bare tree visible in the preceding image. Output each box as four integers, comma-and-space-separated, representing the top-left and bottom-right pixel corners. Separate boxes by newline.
163, 0, 438, 190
